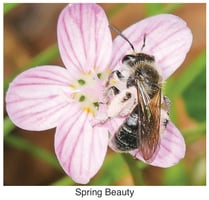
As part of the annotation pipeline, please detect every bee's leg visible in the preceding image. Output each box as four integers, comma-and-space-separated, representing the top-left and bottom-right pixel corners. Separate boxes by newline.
127, 75, 135, 87
106, 70, 125, 85
120, 93, 137, 116
109, 86, 120, 96
162, 96, 171, 115
104, 85, 120, 104
162, 118, 169, 127
105, 87, 136, 118
160, 109, 170, 136
111, 70, 125, 80
90, 102, 110, 126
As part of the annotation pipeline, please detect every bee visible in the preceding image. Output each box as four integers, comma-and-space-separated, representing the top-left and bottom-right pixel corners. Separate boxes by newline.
105, 25, 170, 161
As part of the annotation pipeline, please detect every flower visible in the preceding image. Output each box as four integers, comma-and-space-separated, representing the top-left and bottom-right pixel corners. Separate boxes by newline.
5, 3, 192, 184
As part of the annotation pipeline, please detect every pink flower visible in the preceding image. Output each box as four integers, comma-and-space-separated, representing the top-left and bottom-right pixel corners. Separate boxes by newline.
5, 3, 192, 184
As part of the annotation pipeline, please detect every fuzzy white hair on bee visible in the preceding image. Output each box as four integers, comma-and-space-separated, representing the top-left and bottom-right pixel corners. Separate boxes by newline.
107, 86, 137, 118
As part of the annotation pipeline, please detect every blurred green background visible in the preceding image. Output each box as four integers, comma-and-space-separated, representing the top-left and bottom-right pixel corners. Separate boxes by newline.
3, 3, 206, 185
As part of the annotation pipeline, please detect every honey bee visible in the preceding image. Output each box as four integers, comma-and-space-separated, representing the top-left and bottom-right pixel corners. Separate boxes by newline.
105, 25, 170, 161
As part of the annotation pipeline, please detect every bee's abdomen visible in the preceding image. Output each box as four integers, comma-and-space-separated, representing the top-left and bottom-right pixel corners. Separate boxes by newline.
113, 107, 140, 151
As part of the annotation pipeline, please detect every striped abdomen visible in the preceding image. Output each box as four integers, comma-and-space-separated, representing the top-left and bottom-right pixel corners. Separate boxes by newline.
112, 106, 140, 151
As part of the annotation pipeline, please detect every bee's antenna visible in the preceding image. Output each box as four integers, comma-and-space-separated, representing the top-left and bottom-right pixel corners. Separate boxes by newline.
140, 34, 147, 52
109, 24, 135, 52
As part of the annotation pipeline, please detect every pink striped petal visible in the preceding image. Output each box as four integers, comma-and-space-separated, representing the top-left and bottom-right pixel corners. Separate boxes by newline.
132, 121, 186, 167
55, 108, 109, 184
110, 14, 192, 80
57, 3, 112, 73
6, 66, 74, 131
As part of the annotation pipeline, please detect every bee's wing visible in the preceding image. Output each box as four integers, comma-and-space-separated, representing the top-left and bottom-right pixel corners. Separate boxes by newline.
136, 81, 161, 161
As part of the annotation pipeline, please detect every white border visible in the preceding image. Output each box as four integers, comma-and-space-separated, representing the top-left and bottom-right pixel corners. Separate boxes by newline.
1, 1, 208, 200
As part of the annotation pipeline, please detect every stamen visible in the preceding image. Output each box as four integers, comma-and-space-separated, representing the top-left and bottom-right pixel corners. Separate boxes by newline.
69, 83, 75, 88
97, 73, 102, 79
79, 95, 85, 102
78, 79, 86, 85
70, 69, 110, 116
84, 107, 93, 114
93, 102, 99, 109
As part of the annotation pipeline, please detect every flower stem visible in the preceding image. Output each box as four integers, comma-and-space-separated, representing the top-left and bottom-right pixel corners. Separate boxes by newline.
51, 176, 74, 186
4, 117, 15, 137
122, 154, 145, 185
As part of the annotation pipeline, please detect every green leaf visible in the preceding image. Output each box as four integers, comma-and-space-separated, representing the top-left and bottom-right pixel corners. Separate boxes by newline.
145, 3, 182, 16
145, 3, 164, 16
162, 162, 189, 185
182, 67, 206, 122
165, 50, 206, 99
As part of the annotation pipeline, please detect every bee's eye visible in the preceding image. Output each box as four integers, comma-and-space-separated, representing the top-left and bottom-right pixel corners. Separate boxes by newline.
122, 55, 136, 66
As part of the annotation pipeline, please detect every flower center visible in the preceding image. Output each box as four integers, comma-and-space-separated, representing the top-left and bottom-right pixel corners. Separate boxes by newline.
70, 69, 109, 116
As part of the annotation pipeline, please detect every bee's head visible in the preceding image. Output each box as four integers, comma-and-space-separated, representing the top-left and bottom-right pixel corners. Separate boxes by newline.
122, 54, 137, 67
122, 53, 155, 68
